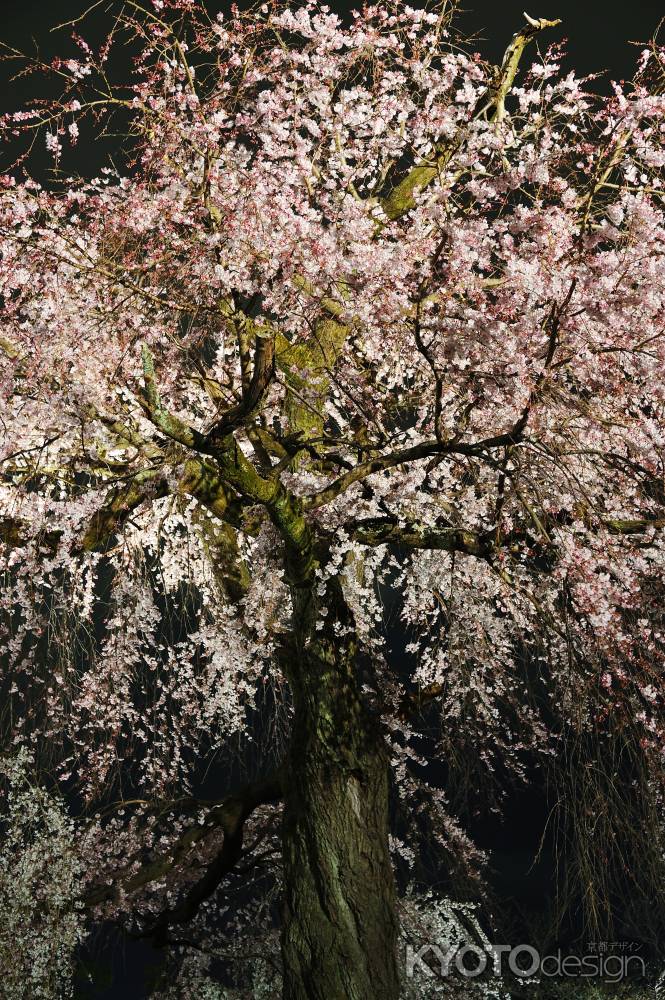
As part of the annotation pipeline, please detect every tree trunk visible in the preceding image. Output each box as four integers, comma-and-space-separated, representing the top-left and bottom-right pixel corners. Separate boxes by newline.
280, 598, 400, 1000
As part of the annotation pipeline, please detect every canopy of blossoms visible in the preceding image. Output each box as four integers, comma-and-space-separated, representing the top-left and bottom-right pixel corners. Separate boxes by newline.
0, 1, 664, 994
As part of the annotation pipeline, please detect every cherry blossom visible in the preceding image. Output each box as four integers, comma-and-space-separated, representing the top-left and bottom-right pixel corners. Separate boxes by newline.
1, 3, 664, 996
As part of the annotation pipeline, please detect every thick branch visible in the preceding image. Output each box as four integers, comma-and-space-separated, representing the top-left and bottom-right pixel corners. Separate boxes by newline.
139, 347, 316, 587
0, 335, 20, 360
206, 331, 275, 444
1, 455, 247, 556
487, 14, 562, 123
131, 770, 282, 945
139, 344, 210, 451
379, 14, 561, 221
303, 426, 527, 511
85, 769, 283, 917
605, 517, 665, 535
347, 516, 492, 558
79, 470, 168, 552
218, 285, 350, 451
346, 513, 665, 561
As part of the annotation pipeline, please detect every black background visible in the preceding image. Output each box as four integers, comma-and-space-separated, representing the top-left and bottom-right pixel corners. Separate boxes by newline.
2, 0, 664, 181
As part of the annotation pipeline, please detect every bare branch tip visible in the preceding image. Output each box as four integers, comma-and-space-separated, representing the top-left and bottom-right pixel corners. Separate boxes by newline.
523, 12, 562, 29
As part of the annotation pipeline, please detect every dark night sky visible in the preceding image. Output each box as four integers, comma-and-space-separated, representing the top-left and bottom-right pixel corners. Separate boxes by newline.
1, 1, 664, 167
1, 0, 663, 996
1, 1, 662, 74
1, 0, 663, 67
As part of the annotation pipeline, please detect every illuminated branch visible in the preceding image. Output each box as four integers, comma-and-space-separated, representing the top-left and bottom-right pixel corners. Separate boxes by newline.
79, 470, 169, 552
206, 332, 275, 445
303, 425, 529, 511
139, 345, 315, 587
85, 768, 284, 939
346, 516, 492, 558
1, 459, 247, 553
139, 343, 210, 451
380, 13, 562, 220
488, 13, 562, 123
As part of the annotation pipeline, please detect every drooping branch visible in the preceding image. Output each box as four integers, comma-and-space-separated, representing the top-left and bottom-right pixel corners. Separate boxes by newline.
85, 768, 284, 937
191, 506, 251, 602
132, 769, 282, 946
0, 472, 168, 555
0, 516, 62, 552
1, 455, 248, 556
79, 470, 169, 552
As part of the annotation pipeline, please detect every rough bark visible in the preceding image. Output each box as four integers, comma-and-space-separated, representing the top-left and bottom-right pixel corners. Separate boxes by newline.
280, 586, 400, 1000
